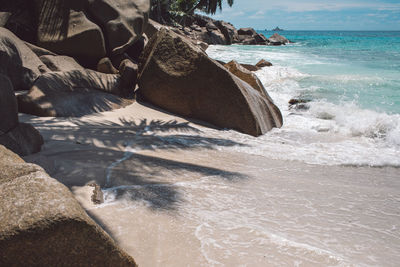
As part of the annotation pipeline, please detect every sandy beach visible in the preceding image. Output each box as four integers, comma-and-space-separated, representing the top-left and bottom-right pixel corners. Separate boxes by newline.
20, 102, 400, 266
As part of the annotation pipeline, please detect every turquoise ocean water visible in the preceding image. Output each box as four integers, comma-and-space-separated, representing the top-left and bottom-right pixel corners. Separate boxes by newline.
206, 31, 400, 166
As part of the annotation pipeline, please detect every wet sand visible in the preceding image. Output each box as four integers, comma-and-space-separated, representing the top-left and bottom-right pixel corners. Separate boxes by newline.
20, 102, 400, 266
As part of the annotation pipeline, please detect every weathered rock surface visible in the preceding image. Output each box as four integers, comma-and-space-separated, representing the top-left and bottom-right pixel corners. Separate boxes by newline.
39, 55, 84, 72
0, 2, 36, 42
18, 70, 133, 117
145, 19, 164, 39
86, 0, 150, 55
0, 145, 137, 266
224, 60, 269, 98
0, 75, 43, 156
0, 75, 18, 133
238, 27, 257, 36
2, 0, 150, 66
138, 28, 283, 136
215, 20, 238, 45
196, 28, 226, 45
256, 59, 273, 68
36, 4, 106, 67
0, 27, 47, 90
119, 59, 139, 93
0, 122, 44, 156
0, 12, 11, 27
97, 57, 119, 74
24, 41, 57, 57
268, 33, 289, 45
236, 27, 269, 45
240, 64, 260, 72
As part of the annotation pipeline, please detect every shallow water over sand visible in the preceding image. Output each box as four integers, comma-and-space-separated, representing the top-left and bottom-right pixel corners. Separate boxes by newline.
21, 103, 400, 266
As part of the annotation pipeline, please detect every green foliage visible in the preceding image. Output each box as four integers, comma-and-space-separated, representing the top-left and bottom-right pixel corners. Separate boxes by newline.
196, 0, 234, 15
150, 0, 234, 24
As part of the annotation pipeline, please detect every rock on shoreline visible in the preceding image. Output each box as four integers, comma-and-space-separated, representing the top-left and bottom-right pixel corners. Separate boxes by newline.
0, 145, 137, 266
0, 1, 285, 264
155, 14, 292, 46
138, 28, 282, 137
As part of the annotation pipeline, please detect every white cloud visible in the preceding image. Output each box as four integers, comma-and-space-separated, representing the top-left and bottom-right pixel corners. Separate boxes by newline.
249, 10, 265, 19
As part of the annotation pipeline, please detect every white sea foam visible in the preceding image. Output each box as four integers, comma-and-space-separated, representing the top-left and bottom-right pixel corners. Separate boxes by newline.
205, 46, 400, 166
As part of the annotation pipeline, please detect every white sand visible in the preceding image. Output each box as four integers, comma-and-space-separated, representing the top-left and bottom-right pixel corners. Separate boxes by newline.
20, 102, 400, 266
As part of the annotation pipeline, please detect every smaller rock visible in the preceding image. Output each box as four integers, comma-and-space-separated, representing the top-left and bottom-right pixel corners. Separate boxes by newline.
89, 183, 104, 204
256, 59, 273, 68
119, 59, 138, 97
240, 64, 260, 72
254, 33, 268, 44
0, 123, 44, 156
288, 98, 311, 111
268, 33, 289, 45
110, 53, 135, 70
288, 98, 311, 105
97, 58, 119, 74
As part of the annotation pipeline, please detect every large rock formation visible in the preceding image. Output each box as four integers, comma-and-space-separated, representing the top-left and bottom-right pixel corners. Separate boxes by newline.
0, 27, 47, 91
237, 27, 269, 45
18, 70, 133, 117
138, 28, 282, 136
36, 2, 106, 67
86, 0, 150, 55
215, 20, 238, 44
0, 75, 43, 156
1, 0, 150, 67
0, 145, 137, 266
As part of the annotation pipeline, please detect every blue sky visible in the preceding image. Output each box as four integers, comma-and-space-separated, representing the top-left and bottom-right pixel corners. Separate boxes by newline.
204, 0, 400, 30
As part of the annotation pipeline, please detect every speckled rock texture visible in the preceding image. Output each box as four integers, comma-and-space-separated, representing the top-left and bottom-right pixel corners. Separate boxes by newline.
0, 145, 137, 266
0, 27, 47, 91
0, 74, 43, 156
86, 0, 150, 56
224, 60, 270, 99
138, 28, 283, 137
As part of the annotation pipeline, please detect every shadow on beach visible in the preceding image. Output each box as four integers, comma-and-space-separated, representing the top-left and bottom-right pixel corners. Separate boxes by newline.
24, 117, 249, 213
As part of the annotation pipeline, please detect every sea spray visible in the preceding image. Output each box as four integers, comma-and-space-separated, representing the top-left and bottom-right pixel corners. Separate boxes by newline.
206, 31, 400, 167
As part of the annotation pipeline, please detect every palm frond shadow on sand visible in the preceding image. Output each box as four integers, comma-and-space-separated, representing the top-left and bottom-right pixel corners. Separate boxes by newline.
30, 117, 249, 212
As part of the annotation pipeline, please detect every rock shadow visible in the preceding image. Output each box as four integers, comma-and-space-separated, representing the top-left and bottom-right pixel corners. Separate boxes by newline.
26, 118, 248, 212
